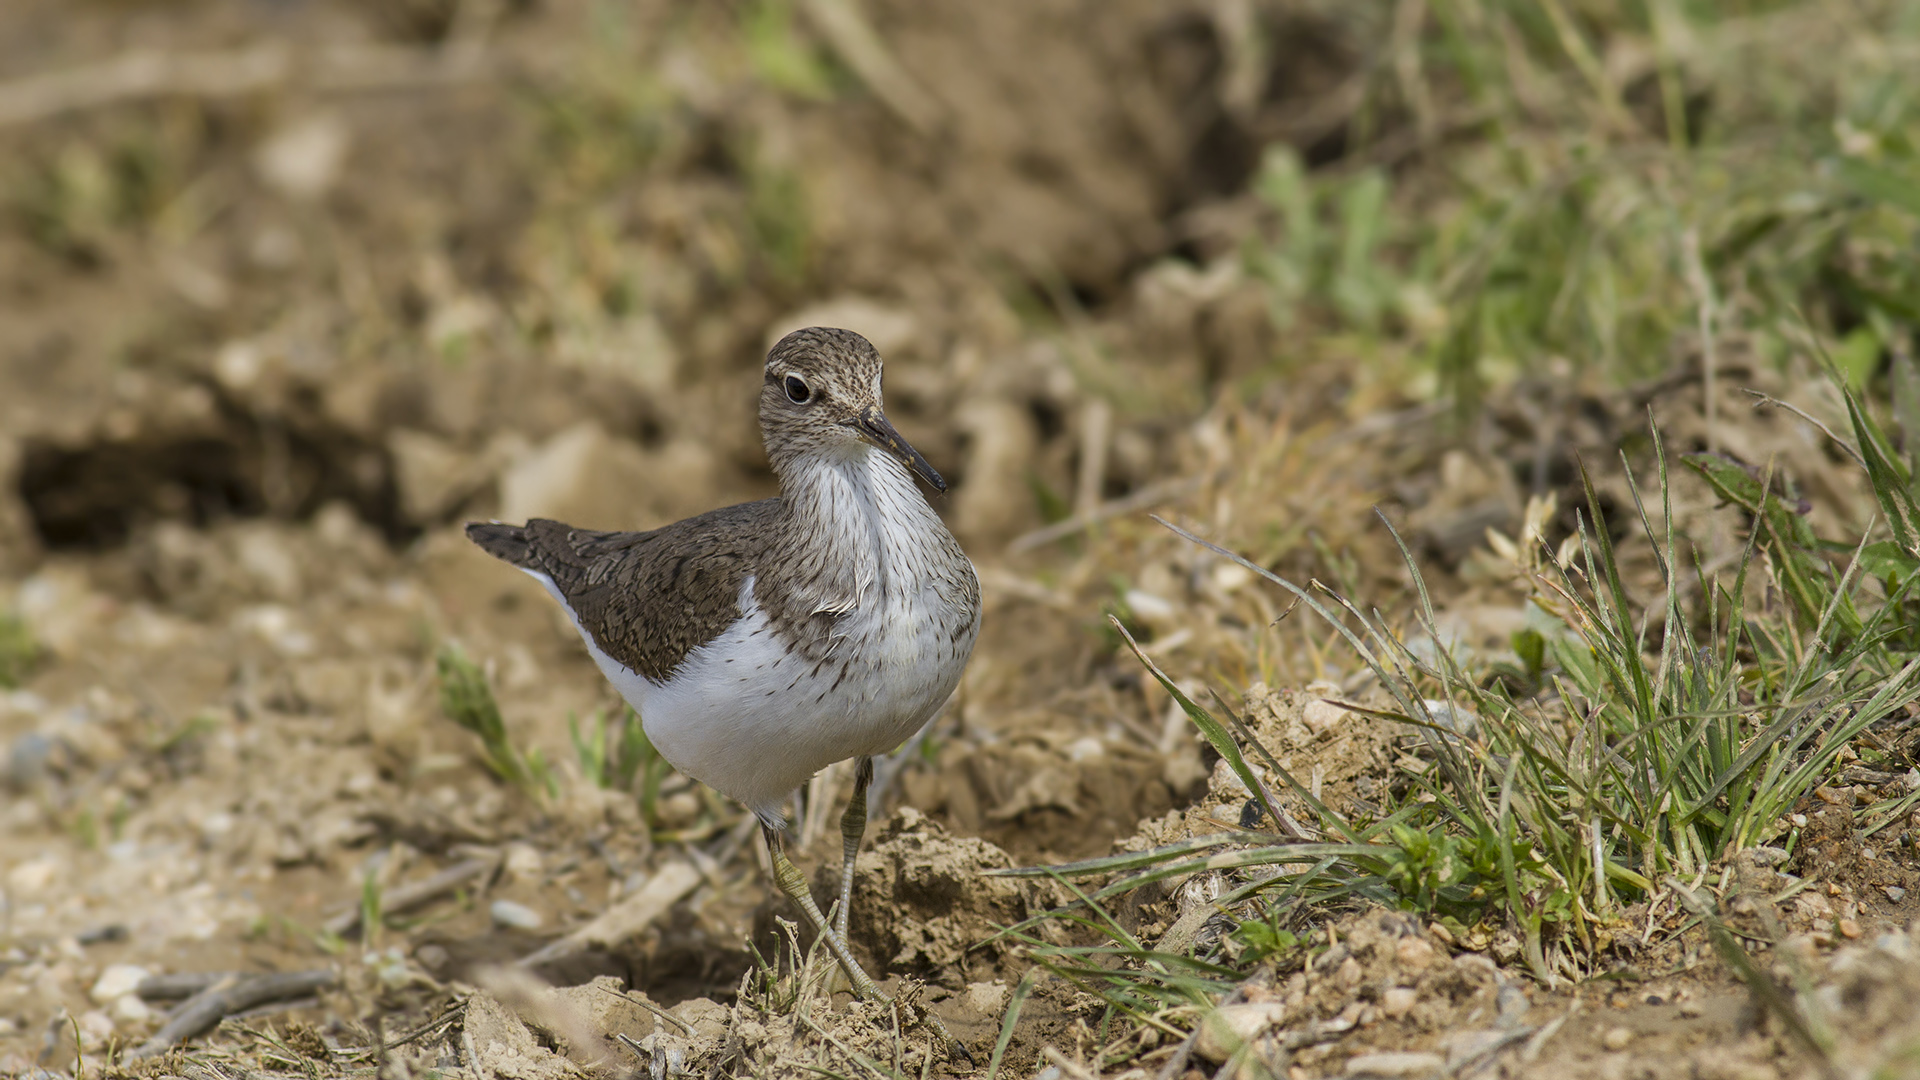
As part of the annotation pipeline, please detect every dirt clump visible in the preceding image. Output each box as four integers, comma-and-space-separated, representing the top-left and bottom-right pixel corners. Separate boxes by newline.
845, 807, 1066, 985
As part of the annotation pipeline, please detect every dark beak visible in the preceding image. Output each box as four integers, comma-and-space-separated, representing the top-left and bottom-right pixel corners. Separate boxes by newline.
849, 406, 947, 492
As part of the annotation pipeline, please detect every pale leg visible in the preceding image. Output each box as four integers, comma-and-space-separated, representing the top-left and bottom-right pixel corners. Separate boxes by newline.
835, 756, 874, 943
761, 803, 968, 1062
762, 820, 887, 1001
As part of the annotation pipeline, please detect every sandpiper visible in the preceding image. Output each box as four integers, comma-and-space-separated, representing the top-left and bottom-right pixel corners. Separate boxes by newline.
468, 326, 981, 1037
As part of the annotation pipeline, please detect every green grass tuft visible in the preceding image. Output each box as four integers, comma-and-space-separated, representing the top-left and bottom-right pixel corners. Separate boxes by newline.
1006, 379, 1920, 1029
435, 644, 557, 802
1243, 1, 1920, 403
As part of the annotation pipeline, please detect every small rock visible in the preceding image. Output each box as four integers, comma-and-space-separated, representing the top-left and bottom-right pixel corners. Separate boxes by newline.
1443, 1029, 1506, 1065
1677, 998, 1704, 1018
1194, 1002, 1287, 1062
1886, 886, 1907, 902
1838, 918, 1862, 939
1123, 589, 1178, 627
111, 993, 151, 1024
503, 844, 543, 881
1302, 699, 1351, 734
1346, 1051, 1445, 1077
1380, 987, 1418, 1018
464, 992, 556, 1077
668, 997, 731, 1039
6, 853, 58, 894
254, 113, 349, 201
1336, 956, 1364, 988
1395, 936, 1435, 971
491, 900, 545, 931
90, 964, 149, 1005
964, 980, 1008, 1016
1603, 1026, 1634, 1051
1421, 700, 1479, 739
79, 1009, 115, 1041
1427, 922, 1454, 947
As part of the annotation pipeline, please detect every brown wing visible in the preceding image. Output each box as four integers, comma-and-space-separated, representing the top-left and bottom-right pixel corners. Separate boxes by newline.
466, 499, 781, 681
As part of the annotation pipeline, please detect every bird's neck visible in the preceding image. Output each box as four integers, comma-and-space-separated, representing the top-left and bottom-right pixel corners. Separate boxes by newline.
778, 444, 942, 569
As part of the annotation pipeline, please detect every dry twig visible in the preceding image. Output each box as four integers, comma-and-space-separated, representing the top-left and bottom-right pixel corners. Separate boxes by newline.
0, 41, 492, 129
129, 969, 339, 1059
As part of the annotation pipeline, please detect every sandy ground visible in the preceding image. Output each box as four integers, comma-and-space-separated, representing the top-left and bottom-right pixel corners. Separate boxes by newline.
3, 2, 1919, 1078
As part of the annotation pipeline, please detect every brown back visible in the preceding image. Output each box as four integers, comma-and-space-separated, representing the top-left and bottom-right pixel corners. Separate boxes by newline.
466, 500, 781, 682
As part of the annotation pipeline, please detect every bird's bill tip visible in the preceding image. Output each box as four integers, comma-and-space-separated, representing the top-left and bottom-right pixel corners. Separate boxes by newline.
850, 407, 947, 492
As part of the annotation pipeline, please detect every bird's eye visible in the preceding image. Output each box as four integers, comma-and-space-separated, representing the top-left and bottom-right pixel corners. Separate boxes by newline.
784, 374, 812, 404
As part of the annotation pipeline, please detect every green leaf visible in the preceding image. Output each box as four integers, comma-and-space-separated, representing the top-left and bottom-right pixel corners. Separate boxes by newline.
1859, 541, 1920, 582
1109, 615, 1283, 829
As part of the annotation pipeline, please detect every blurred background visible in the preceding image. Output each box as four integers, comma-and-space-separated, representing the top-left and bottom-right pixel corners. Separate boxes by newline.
1, 0, 1917, 1075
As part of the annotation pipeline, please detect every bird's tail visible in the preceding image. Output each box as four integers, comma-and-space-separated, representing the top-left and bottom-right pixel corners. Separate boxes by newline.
465, 521, 535, 568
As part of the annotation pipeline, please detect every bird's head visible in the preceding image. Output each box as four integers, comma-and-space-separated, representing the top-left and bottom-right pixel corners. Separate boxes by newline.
759, 327, 946, 492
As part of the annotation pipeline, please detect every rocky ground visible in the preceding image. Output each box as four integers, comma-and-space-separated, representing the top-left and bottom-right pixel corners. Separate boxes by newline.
3, 1, 1919, 1078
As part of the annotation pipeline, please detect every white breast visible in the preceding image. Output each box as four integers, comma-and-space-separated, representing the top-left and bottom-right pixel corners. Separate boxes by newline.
524, 445, 979, 822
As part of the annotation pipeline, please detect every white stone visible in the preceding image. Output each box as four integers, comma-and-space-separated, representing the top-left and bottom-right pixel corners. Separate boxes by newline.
254, 113, 349, 201
1124, 589, 1178, 626
90, 964, 149, 1005
504, 844, 544, 881
7, 854, 59, 894
112, 993, 152, 1024
1194, 1002, 1286, 1062
79, 1009, 116, 1042
491, 900, 545, 931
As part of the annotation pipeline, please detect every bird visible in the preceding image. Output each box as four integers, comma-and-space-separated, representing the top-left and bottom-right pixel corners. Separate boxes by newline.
466, 326, 981, 1042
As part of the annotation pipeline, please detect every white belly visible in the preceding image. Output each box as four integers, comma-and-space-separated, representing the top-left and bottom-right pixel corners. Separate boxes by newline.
527, 570, 974, 821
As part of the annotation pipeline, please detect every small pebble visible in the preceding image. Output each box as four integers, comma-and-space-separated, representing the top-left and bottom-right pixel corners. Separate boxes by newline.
503, 844, 543, 881
1678, 999, 1704, 1018
1395, 936, 1435, 971
90, 964, 149, 1005
1380, 986, 1418, 1019
79, 1009, 115, 1041
964, 980, 1007, 1015
1886, 886, 1907, 902
111, 993, 151, 1024
415, 944, 450, 973
1302, 699, 1351, 734
490, 899, 545, 930
1194, 1002, 1287, 1062
1603, 1026, 1634, 1051
1838, 918, 1862, 940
